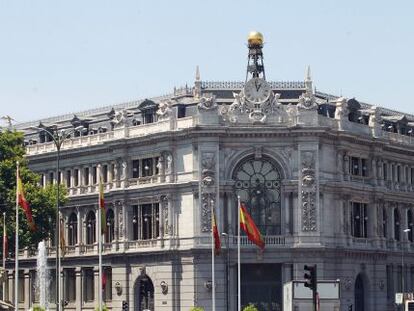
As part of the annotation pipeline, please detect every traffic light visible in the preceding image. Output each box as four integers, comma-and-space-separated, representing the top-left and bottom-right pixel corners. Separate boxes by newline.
304, 264, 317, 291
122, 300, 129, 311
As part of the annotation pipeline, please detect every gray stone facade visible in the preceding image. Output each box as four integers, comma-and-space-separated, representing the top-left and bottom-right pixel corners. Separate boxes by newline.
8, 71, 414, 311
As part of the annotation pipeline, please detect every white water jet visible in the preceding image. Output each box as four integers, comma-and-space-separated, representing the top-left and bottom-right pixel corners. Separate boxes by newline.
36, 240, 50, 309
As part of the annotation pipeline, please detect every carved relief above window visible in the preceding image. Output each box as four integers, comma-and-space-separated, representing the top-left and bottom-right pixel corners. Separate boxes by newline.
233, 156, 282, 235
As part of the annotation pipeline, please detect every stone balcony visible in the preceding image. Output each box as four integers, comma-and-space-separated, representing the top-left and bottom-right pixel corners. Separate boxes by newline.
24, 109, 414, 157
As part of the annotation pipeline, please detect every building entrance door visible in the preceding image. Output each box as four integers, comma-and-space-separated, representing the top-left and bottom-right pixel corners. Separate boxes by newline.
241, 263, 282, 311
354, 274, 365, 311
134, 275, 154, 311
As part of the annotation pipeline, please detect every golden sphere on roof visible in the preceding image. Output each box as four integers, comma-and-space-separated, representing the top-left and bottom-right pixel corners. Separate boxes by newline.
247, 31, 264, 46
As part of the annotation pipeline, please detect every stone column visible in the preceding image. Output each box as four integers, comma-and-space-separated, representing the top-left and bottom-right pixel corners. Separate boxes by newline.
377, 159, 384, 186
113, 161, 119, 189
121, 159, 128, 188
76, 207, 82, 255
409, 166, 413, 191
88, 165, 93, 192
75, 267, 82, 310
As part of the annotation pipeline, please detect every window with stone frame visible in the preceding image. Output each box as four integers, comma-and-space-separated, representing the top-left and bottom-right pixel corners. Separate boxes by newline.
408, 210, 414, 242
103, 267, 112, 302
68, 213, 78, 246
86, 211, 96, 244
394, 208, 401, 241
82, 268, 94, 302
383, 207, 387, 238
132, 203, 160, 240
383, 163, 388, 181
131, 157, 159, 179
74, 169, 79, 186
102, 164, 108, 183
350, 202, 368, 238
350, 157, 368, 177
30, 270, 38, 304
92, 166, 97, 185
64, 268, 76, 303
105, 209, 115, 243
66, 170, 71, 187
49, 172, 54, 184
83, 167, 89, 186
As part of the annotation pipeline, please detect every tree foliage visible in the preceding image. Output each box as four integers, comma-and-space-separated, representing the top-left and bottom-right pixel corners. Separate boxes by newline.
0, 130, 67, 253
243, 304, 259, 311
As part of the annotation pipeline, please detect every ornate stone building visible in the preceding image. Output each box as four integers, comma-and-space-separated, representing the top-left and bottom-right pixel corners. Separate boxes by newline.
8, 32, 414, 310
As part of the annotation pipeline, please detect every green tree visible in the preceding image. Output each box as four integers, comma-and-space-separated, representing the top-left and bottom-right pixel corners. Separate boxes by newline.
243, 303, 259, 311
0, 130, 67, 253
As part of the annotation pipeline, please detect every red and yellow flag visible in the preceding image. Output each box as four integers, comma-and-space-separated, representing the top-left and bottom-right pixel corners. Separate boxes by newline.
99, 177, 107, 235
240, 203, 265, 250
212, 209, 221, 255
17, 169, 35, 231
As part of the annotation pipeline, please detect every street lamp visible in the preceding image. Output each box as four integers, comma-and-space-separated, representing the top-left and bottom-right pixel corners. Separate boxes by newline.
29, 125, 83, 311
402, 228, 411, 295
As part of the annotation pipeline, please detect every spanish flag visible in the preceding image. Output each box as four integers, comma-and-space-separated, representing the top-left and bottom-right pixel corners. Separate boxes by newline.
240, 203, 265, 250
99, 177, 107, 235
212, 209, 221, 255
17, 168, 35, 231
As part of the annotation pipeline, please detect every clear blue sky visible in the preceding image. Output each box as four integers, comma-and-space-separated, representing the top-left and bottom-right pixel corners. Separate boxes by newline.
1, 0, 413, 123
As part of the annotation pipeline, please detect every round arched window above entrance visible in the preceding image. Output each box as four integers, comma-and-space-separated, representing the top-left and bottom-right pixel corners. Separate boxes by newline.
233, 156, 282, 235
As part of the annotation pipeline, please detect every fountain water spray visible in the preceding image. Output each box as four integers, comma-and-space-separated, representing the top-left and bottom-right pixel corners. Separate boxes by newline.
36, 240, 50, 310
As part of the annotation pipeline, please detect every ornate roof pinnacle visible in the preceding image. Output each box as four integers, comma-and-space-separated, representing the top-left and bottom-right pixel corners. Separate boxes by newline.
195, 65, 200, 81
305, 65, 313, 95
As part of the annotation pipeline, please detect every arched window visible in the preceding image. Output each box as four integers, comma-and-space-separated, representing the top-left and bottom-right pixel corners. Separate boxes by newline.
408, 210, 413, 242
233, 156, 282, 235
105, 209, 115, 243
394, 208, 401, 241
68, 213, 78, 246
86, 211, 96, 245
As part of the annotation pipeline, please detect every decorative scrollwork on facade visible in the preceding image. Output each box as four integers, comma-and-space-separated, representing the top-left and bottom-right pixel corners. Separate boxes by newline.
220, 90, 283, 124
301, 151, 317, 231
198, 94, 217, 111
160, 195, 170, 236
200, 152, 216, 232
297, 89, 317, 110
156, 100, 174, 121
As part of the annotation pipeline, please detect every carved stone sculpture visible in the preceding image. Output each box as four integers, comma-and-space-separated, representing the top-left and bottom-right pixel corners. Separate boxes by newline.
156, 100, 173, 121
198, 94, 217, 110
301, 151, 317, 231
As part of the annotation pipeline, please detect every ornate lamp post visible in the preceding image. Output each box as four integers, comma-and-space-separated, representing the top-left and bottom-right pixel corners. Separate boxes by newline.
30, 125, 83, 310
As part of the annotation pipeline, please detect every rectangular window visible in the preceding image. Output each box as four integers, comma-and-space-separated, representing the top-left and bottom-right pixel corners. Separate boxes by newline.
397, 166, 401, 182
39, 174, 44, 187
83, 268, 95, 302
102, 165, 108, 183
132, 203, 160, 240
177, 105, 186, 118
351, 157, 360, 175
49, 269, 56, 303
103, 267, 112, 302
132, 160, 140, 178
18, 270, 24, 303
66, 170, 71, 187
361, 159, 368, 177
351, 202, 367, 238
384, 163, 388, 180
30, 270, 38, 303
64, 269, 76, 302
49, 172, 54, 184
92, 166, 97, 184
84, 167, 89, 186
74, 169, 79, 187
386, 265, 393, 300
406, 166, 409, 184
392, 165, 395, 182
411, 168, 414, 184
142, 158, 153, 177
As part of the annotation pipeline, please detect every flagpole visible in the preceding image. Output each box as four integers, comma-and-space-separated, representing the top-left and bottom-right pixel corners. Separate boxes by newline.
211, 199, 216, 311
237, 196, 241, 311
14, 162, 19, 311
98, 204, 103, 311
3, 211, 6, 302
98, 169, 103, 311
